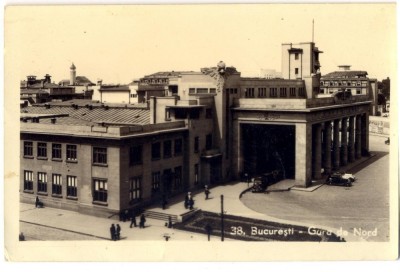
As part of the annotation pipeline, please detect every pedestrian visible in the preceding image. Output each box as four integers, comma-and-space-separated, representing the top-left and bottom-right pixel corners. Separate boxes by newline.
204, 224, 212, 241
123, 209, 129, 222
130, 213, 137, 228
139, 214, 146, 228
110, 224, 116, 241
162, 194, 168, 210
188, 196, 194, 210
35, 196, 40, 208
19, 232, 25, 241
184, 192, 190, 209
116, 224, 121, 240
204, 186, 210, 200
167, 216, 173, 228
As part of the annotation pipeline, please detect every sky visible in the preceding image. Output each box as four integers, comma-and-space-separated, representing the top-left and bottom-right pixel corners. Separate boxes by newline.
5, 4, 397, 84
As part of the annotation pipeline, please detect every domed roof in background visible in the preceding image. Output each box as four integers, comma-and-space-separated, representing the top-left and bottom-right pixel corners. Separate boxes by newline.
70, 63, 76, 70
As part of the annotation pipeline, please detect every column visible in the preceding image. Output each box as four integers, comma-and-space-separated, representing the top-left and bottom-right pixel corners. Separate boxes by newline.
312, 123, 322, 179
361, 113, 369, 155
355, 115, 362, 159
295, 123, 312, 187
341, 117, 348, 166
348, 116, 355, 163
333, 119, 341, 170
323, 121, 332, 175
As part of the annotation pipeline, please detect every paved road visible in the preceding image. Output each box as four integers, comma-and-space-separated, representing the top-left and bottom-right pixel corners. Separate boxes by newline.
241, 135, 390, 241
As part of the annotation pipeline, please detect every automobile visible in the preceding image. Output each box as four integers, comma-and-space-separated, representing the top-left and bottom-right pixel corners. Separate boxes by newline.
385, 138, 390, 145
251, 170, 283, 193
326, 172, 353, 187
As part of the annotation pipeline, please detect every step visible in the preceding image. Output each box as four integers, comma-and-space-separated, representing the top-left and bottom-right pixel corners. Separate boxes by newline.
144, 210, 179, 223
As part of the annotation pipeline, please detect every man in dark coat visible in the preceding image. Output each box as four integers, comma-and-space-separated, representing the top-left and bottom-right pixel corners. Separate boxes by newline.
139, 214, 146, 228
110, 224, 116, 241
204, 186, 210, 200
116, 224, 121, 240
130, 213, 137, 228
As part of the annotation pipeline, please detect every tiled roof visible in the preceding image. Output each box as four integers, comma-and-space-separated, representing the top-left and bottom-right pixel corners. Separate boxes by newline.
21, 102, 150, 126
322, 71, 368, 78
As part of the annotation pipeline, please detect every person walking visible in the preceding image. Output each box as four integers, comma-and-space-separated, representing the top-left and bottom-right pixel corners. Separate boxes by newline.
116, 224, 121, 240
188, 196, 194, 210
184, 192, 190, 209
130, 213, 137, 228
139, 214, 146, 228
204, 186, 210, 200
110, 224, 116, 241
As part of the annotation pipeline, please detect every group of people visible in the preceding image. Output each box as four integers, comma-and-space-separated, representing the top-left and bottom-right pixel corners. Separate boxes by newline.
183, 186, 212, 210
110, 223, 121, 241
110, 213, 147, 241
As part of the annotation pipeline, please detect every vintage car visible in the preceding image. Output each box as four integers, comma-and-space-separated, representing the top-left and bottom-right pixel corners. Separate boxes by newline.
385, 138, 390, 145
251, 170, 283, 193
326, 172, 354, 187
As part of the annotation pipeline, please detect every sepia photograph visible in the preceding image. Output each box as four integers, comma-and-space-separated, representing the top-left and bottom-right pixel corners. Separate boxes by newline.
3, 2, 398, 262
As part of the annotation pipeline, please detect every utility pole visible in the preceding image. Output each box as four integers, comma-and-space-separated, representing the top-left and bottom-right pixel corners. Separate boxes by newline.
221, 194, 224, 242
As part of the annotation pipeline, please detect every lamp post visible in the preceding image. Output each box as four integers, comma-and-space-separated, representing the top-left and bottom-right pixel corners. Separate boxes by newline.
221, 194, 224, 242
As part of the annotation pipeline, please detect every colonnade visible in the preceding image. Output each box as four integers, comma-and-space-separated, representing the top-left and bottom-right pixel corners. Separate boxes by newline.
312, 113, 369, 179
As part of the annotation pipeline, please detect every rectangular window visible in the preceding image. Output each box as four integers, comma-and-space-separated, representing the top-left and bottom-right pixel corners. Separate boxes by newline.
206, 134, 212, 150
196, 88, 208, 94
129, 176, 142, 202
52, 174, 62, 196
37, 172, 47, 193
295, 68, 299, 75
24, 141, 33, 157
194, 164, 199, 185
93, 147, 107, 164
152, 142, 161, 160
129, 145, 142, 165
245, 88, 255, 98
163, 140, 172, 158
189, 88, 196, 94
270, 88, 277, 97
37, 142, 47, 158
289, 87, 296, 96
258, 87, 267, 97
356, 88, 362, 94
151, 172, 161, 194
52, 143, 62, 160
209, 88, 216, 94
67, 176, 78, 198
174, 139, 183, 156
298, 87, 305, 97
194, 137, 199, 153
24, 170, 33, 191
174, 166, 182, 189
93, 179, 107, 203
279, 88, 287, 97
295, 53, 299, 60
66, 145, 77, 161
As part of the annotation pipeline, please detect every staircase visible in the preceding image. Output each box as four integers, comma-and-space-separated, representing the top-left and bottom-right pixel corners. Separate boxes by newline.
144, 210, 179, 224
144, 208, 199, 224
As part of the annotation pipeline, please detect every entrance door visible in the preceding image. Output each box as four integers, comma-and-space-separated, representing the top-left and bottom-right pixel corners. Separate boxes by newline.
210, 159, 221, 184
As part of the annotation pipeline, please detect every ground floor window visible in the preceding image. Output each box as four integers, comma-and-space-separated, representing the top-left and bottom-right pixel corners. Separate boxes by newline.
152, 172, 161, 194
174, 166, 182, 189
37, 172, 47, 193
93, 179, 107, 203
130, 176, 142, 202
67, 176, 78, 198
24, 170, 33, 191
52, 174, 62, 195
194, 164, 199, 185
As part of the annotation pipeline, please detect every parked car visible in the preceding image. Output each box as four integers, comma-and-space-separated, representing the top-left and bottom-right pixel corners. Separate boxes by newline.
326, 172, 353, 187
385, 138, 390, 145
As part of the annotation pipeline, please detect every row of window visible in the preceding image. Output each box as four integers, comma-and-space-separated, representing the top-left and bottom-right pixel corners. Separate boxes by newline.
320, 88, 363, 95
23, 170, 143, 204
244, 87, 305, 98
321, 81, 367, 87
150, 138, 183, 161
23, 171, 78, 198
188, 88, 217, 94
24, 142, 77, 161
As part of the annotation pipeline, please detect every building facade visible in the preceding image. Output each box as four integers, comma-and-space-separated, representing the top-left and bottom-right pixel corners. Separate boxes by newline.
20, 42, 372, 217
